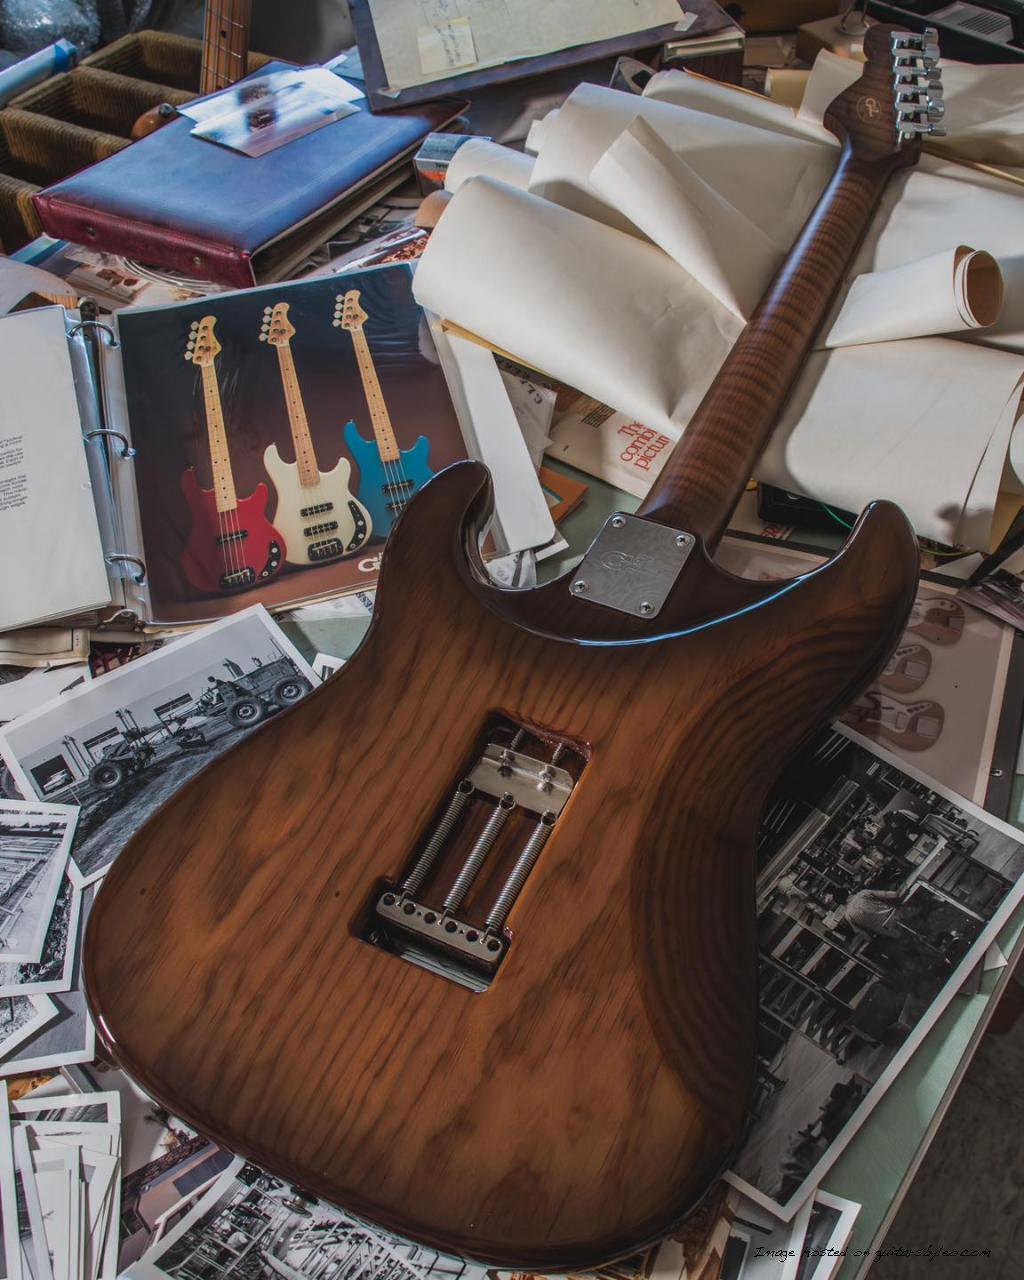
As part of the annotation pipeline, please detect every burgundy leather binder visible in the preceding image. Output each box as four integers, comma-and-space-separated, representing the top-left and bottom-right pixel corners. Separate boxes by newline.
33, 65, 466, 287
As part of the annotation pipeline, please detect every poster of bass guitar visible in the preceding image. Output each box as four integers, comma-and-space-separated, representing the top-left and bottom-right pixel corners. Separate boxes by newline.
116, 264, 470, 625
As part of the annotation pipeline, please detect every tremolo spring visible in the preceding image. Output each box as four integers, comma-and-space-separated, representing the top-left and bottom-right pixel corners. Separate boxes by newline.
369, 726, 581, 988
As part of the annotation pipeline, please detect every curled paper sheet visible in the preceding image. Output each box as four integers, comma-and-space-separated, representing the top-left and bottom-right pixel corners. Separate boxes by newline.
415, 175, 1024, 551
825, 246, 1004, 348
527, 82, 835, 249
759, 339, 1024, 549
800, 51, 1024, 166
444, 138, 535, 193
643, 67, 835, 146
413, 175, 743, 431
590, 116, 781, 320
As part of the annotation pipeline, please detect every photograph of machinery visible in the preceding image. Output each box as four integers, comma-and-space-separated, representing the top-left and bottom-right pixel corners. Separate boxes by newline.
731, 726, 1024, 1215
0, 610, 314, 885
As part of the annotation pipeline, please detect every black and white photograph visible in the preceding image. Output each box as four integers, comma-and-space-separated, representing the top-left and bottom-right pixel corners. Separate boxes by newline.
124, 1160, 490, 1280
729, 724, 1024, 1218
58, 1060, 233, 1272
0, 609, 316, 886
10, 1088, 123, 1280
0, 879, 80, 998
0, 999, 57, 1068
708, 1187, 813, 1280
793, 1191, 860, 1280
0, 891, 94, 1077
959, 543, 1024, 633
716, 539, 1017, 805
0, 804, 77, 964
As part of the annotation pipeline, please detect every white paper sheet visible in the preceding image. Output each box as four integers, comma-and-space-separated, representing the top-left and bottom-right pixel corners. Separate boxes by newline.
590, 115, 781, 319
758, 339, 1024, 547
414, 175, 744, 437
365, 0, 681, 92
0, 309, 110, 632
427, 319, 556, 555
824, 246, 1004, 347
800, 51, 1024, 167
444, 138, 535, 193
527, 82, 834, 248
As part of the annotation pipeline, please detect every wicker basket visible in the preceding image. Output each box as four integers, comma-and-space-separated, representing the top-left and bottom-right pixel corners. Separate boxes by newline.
83, 30, 272, 92
14, 67, 194, 138
0, 109, 131, 252
82, 30, 204, 91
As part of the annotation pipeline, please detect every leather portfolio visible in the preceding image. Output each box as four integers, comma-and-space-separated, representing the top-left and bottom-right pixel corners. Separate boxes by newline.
32, 64, 466, 287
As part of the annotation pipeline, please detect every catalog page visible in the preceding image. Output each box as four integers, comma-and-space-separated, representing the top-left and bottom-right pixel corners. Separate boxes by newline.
116, 265, 470, 625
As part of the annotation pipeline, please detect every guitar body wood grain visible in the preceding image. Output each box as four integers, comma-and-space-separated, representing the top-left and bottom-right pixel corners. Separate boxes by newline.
85, 461, 917, 1270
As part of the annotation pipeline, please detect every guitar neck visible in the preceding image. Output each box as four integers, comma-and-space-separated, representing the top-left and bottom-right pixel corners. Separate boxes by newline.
200, 0, 253, 96
637, 147, 898, 550
200, 363, 238, 513
275, 346, 321, 486
350, 327, 400, 463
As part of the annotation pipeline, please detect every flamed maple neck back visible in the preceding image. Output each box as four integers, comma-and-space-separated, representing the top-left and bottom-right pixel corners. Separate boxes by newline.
638, 24, 942, 549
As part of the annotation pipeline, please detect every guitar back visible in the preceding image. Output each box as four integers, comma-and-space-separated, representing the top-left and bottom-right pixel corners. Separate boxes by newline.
86, 463, 917, 1269
87, 26, 938, 1268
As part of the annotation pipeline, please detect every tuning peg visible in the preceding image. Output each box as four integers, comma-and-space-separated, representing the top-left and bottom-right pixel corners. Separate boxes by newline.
332, 318, 340, 327
928, 122, 947, 137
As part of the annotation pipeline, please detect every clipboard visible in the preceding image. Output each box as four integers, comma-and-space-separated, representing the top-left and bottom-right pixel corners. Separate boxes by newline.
350, 0, 738, 112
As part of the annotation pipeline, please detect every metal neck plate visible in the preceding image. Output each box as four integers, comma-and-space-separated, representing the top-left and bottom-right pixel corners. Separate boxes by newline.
570, 513, 695, 619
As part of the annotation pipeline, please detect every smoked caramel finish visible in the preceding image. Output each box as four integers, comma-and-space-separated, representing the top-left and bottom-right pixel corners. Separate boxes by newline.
85, 26, 925, 1271
85, 463, 919, 1271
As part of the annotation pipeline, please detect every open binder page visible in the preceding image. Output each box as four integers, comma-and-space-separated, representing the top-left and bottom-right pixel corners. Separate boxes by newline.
0, 307, 111, 632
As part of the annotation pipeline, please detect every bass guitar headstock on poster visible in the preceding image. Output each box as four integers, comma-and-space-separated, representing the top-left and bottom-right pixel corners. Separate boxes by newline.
184, 315, 222, 368
259, 302, 296, 348
333, 290, 368, 334
823, 24, 943, 167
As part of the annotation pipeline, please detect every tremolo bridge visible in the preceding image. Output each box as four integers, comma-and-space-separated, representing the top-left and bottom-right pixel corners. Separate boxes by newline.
366, 718, 585, 990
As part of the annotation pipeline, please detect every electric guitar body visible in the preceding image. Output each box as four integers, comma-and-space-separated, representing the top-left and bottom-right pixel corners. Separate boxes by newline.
263, 444, 371, 562
335, 290, 435, 538
85, 26, 942, 1273
259, 302, 372, 564
180, 469, 283, 595
180, 315, 284, 595
343, 418, 434, 537
86, 463, 917, 1267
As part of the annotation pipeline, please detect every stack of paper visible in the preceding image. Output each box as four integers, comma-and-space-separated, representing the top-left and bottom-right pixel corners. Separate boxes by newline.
1, 1083, 122, 1280
413, 72, 1024, 550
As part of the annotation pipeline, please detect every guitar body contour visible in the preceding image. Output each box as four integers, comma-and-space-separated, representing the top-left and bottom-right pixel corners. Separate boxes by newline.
344, 418, 434, 538
180, 468, 284, 595
86, 461, 917, 1270
263, 443, 372, 564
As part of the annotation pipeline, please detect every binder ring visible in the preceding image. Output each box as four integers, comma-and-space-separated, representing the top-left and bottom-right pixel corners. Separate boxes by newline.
84, 428, 136, 459
67, 318, 120, 348
105, 554, 147, 585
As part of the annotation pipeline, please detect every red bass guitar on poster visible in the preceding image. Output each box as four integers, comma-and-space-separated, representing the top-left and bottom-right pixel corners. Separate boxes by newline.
181, 315, 285, 595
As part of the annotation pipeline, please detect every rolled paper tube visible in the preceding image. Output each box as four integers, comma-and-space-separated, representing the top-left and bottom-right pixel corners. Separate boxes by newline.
445, 138, 535, 193
824, 247, 1004, 348
590, 116, 782, 320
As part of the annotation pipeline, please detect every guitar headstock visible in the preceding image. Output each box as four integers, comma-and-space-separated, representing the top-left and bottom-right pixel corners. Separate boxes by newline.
259, 302, 296, 347
823, 24, 943, 166
333, 290, 368, 333
184, 316, 221, 367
